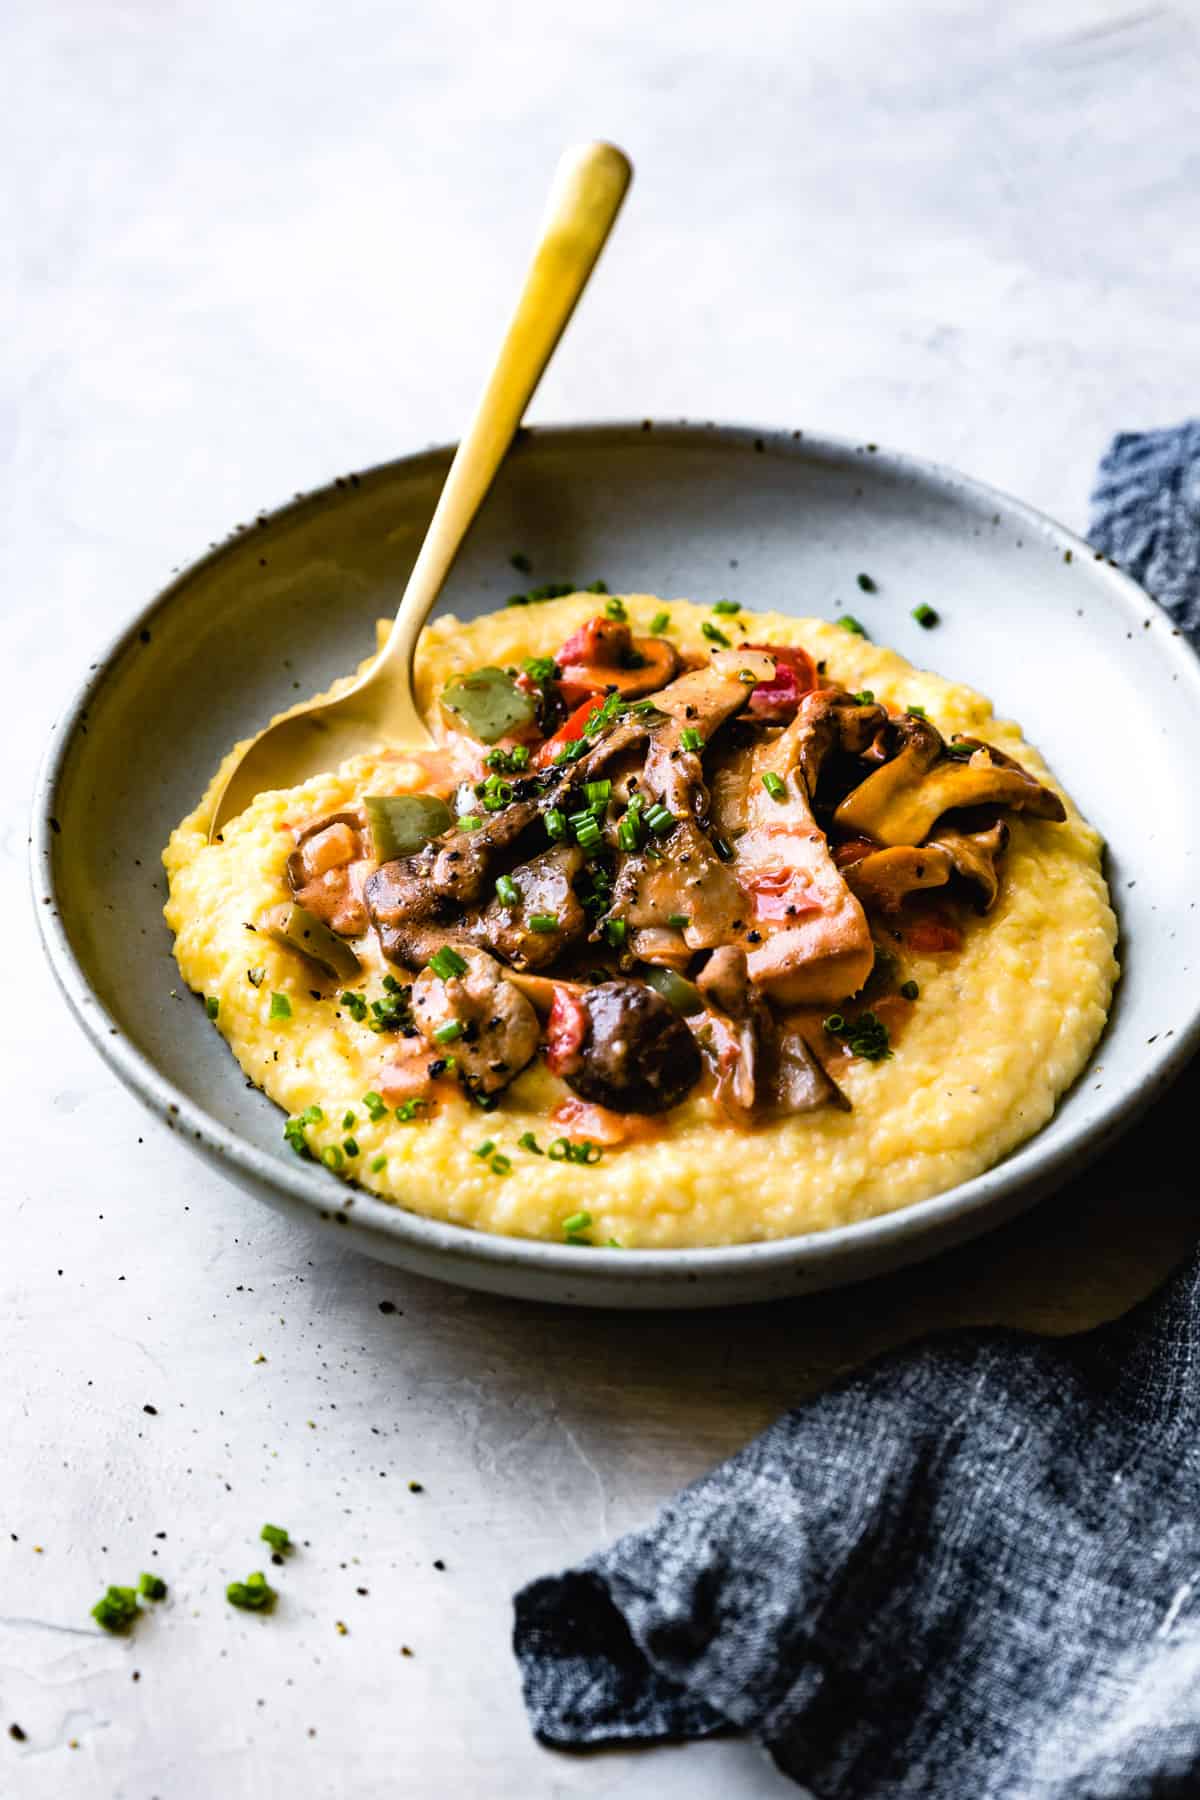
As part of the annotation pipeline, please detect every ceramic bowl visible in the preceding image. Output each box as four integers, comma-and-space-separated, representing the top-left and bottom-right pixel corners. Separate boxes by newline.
31, 423, 1200, 1306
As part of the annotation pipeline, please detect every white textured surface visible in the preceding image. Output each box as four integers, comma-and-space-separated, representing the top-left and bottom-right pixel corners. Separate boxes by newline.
5, 2, 1199, 1794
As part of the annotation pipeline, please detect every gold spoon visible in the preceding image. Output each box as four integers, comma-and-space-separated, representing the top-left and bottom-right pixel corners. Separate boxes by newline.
209, 141, 632, 840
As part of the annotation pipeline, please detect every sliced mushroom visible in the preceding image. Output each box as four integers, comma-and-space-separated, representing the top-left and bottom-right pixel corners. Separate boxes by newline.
787, 688, 889, 796
556, 616, 680, 703
472, 845, 588, 970
365, 856, 466, 969
554, 979, 701, 1114
638, 649, 776, 816
833, 717, 1065, 846
842, 844, 953, 915
411, 947, 539, 1096
925, 819, 1010, 913
695, 946, 845, 1117
609, 817, 745, 952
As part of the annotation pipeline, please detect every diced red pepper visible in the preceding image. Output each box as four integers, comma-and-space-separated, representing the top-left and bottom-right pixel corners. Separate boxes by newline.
743, 643, 819, 721
533, 695, 607, 769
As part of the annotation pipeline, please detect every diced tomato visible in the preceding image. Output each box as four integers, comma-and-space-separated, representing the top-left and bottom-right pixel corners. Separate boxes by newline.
744, 643, 818, 721
533, 695, 607, 769
904, 916, 963, 954
544, 986, 589, 1075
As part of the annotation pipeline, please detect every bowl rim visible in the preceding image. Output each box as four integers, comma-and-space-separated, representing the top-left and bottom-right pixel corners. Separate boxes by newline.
30, 417, 1200, 1288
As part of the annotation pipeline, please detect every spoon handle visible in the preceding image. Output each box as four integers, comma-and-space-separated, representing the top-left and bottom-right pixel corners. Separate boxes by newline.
375, 141, 632, 739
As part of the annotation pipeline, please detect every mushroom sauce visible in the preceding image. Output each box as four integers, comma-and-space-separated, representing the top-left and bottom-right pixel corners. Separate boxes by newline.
163, 594, 1117, 1249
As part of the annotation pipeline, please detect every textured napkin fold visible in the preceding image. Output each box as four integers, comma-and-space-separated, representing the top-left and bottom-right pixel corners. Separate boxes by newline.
512, 422, 1200, 1798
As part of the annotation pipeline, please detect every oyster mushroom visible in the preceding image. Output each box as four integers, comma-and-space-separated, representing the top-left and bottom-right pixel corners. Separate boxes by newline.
411, 946, 539, 1096
833, 716, 1065, 846
925, 819, 1010, 913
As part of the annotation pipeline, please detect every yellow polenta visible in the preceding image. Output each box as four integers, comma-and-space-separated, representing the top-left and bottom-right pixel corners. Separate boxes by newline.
163, 595, 1118, 1249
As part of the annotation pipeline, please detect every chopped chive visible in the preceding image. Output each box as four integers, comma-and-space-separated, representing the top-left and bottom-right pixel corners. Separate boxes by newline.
649, 610, 670, 635
712, 599, 740, 615
604, 917, 627, 949
342, 1110, 356, 1130
489, 1153, 512, 1175
667, 913, 690, 929
456, 814, 482, 831
362, 1091, 387, 1121
260, 1523, 290, 1555
301, 1104, 324, 1125
268, 992, 292, 1021
680, 728, 705, 752
342, 991, 368, 1021
473, 1140, 495, 1161
912, 603, 939, 628
712, 834, 734, 861
584, 779, 612, 807
853, 690, 875, 705
342, 1137, 359, 1157
320, 1144, 345, 1172
701, 621, 730, 647
429, 946, 468, 981
646, 804, 675, 835
907, 704, 927, 718
226, 1571, 276, 1612
138, 1572, 167, 1601
92, 1585, 140, 1633
510, 551, 533, 574
587, 579, 609, 593
544, 807, 568, 841
395, 1099, 428, 1122
205, 996, 220, 1020
900, 980, 920, 1000
837, 615, 868, 637
518, 1131, 543, 1154
529, 913, 559, 933
824, 1013, 846, 1033
523, 655, 557, 684
487, 744, 530, 773
433, 1020, 463, 1044
562, 1211, 592, 1233
370, 1154, 387, 1172
495, 874, 520, 908
604, 596, 628, 621
856, 572, 877, 592
761, 771, 787, 802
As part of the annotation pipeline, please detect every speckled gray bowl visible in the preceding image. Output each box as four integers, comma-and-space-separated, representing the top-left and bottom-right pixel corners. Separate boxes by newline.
31, 422, 1200, 1307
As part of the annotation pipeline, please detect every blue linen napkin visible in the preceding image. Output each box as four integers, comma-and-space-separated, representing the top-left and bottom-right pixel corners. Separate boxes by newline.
512, 423, 1200, 1798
